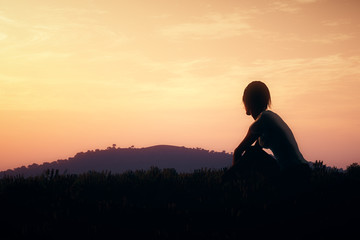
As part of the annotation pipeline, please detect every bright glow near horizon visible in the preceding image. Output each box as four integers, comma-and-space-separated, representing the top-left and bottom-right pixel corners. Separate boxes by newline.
1, 0, 360, 170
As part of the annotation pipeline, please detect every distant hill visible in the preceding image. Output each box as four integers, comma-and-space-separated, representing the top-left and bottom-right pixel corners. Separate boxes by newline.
0, 145, 233, 177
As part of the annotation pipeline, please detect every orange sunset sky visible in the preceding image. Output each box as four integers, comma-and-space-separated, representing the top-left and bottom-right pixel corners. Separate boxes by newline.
1, 0, 360, 171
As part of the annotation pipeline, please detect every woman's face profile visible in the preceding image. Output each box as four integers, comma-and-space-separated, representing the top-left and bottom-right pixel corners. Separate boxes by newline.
244, 104, 251, 116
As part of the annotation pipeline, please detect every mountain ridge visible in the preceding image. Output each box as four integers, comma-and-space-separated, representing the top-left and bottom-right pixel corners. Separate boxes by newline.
0, 145, 233, 177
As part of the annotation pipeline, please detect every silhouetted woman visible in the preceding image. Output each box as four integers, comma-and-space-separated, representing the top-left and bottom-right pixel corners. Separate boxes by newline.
224, 81, 309, 181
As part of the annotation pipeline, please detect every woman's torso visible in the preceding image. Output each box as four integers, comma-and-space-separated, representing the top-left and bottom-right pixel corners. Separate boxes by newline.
250, 110, 307, 169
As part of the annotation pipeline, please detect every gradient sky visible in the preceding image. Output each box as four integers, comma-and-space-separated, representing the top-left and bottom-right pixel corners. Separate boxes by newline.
1, 0, 360, 170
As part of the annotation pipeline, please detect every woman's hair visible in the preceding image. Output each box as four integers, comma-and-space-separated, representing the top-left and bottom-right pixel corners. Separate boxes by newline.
243, 81, 271, 113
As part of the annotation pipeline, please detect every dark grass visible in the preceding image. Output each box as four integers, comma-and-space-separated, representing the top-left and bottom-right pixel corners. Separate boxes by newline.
0, 162, 359, 239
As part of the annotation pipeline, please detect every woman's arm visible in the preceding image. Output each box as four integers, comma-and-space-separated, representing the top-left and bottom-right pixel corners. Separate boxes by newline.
233, 129, 259, 166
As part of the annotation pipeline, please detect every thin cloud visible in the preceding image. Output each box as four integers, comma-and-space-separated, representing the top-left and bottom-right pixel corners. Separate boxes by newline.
294, 0, 319, 3
253, 55, 359, 77
161, 13, 252, 39
308, 33, 353, 44
250, 30, 354, 44
150, 14, 172, 19
0, 10, 129, 59
0, 15, 14, 23
322, 19, 351, 27
43, 7, 107, 15
227, 55, 360, 93
275, 33, 353, 44
11, 51, 73, 61
0, 11, 17, 24
0, 32, 7, 41
269, 0, 319, 13
269, 1, 300, 13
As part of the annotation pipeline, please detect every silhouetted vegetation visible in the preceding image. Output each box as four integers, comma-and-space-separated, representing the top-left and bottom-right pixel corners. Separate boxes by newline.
0, 163, 359, 239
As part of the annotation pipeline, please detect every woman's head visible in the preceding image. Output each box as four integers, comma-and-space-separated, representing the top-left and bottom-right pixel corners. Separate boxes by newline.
243, 81, 271, 116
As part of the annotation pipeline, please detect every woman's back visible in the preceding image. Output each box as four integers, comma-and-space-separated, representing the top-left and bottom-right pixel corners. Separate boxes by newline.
250, 110, 307, 169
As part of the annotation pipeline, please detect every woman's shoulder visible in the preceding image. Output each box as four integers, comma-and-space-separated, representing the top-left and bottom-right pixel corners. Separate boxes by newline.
258, 110, 285, 126
259, 110, 277, 120
262, 110, 275, 115
261, 110, 284, 119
